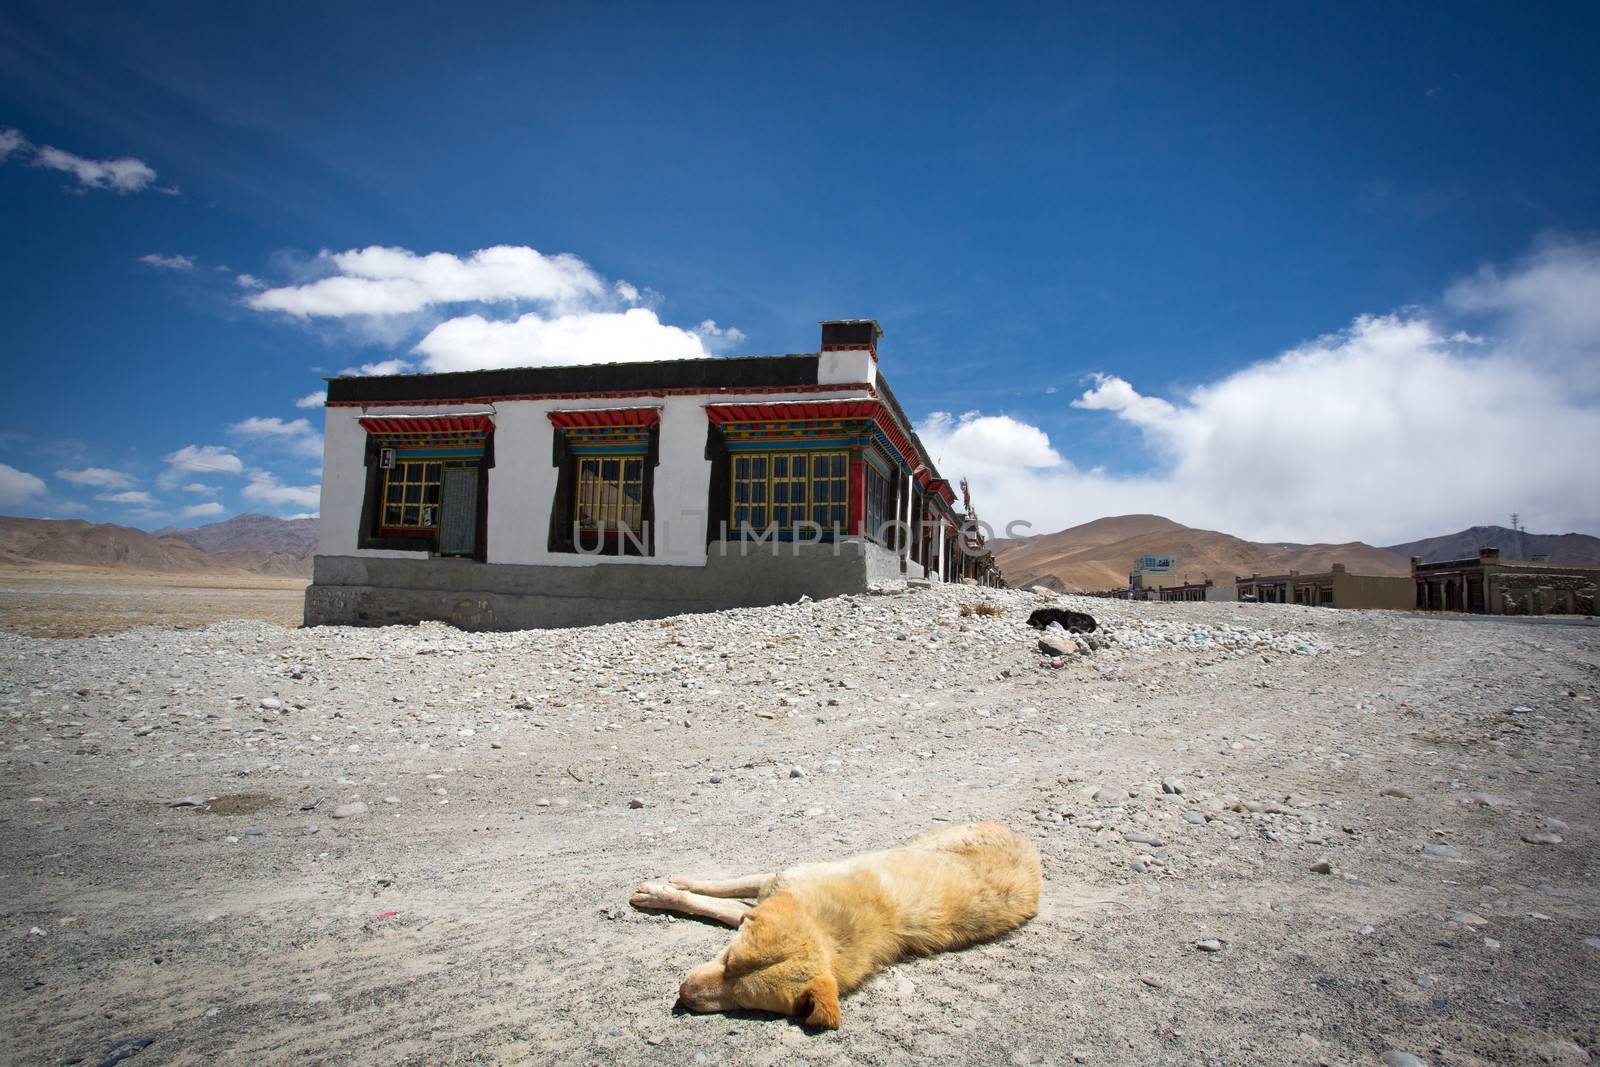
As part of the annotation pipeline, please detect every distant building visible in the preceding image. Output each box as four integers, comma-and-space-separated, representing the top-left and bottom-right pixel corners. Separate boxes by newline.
1156, 579, 1237, 603
305, 320, 1000, 631
1235, 564, 1412, 610
1413, 548, 1598, 615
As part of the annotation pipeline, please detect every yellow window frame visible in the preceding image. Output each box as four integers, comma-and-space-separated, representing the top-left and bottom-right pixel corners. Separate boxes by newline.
381, 460, 443, 530
730, 450, 849, 533
576, 454, 646, 532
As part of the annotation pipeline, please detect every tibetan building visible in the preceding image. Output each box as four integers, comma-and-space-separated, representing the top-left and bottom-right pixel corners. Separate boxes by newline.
304, 320, 1002, 630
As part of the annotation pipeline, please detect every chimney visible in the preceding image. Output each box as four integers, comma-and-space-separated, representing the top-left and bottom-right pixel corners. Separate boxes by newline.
1479, 547, 1500, 560
821, 319, 883, 362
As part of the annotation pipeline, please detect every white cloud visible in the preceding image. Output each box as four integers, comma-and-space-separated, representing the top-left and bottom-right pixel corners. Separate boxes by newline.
693, 319, 748, 351
180, 502, 226, 520
55, 467, 138, 490
0, 463, 47, 505
95, 490, 156, 505
338, 359, 415, 377
180, 482, 218, 496
415, 307, 712, 372
137, 253, 194, 271
246, 244, 739, 374
924, 240, 1600, 545
33, 144, 161, 194
227, 416, 323, 459
247, 245, 608, 319
294, 391, 325, 408
241, 471, 320, 511
0, 128, 27, 164
163, 444, 244, 474
235, 273, 265, 289
159, 444, 243, 489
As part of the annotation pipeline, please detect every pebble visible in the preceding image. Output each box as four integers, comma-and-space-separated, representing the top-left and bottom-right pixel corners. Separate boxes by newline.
1450, 910, 1487, 926
1160, 778, 1184, 795
167, 795, 206, 807
1422, 843, 1460, 860
708, 774, 723, 784
628, 798, 645, 809
1521, 832, 1563, 845
331, 802, 368, 819
1379, 787, 1412, 799
1182, 812, 1206, 825
259, 698, 282, 711
1124, 833, 1163, 847
1308, 860, 1332, 874
242, 826, 264, 836
383, 796, 401, 804
788, 766, 805, 778
1194, 939, 1225, 952
1139, 975, 1164, 989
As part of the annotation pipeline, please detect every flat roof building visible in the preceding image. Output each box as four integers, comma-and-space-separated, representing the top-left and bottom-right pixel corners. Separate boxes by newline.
1235, 564, 1412, 610
1413, 548, 1598, 615
305, 321, 1001, 630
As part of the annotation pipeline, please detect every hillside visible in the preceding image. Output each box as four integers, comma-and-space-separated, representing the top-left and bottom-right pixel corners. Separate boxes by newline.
992, 514, 1412, 591
0, 515, 315, 578
154, 512, 319, 555
1383, 524, 1600, 565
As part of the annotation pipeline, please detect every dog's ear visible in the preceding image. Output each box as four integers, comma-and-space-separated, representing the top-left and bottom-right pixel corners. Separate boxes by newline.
800, 973, 841, 1029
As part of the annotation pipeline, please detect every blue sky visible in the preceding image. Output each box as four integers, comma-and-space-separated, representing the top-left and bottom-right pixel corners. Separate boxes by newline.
2, 2, 1597, 542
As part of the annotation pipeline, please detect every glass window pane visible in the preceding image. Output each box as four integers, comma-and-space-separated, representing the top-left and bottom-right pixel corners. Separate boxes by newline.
772, 455, 787, 478
384, 505, 402, 526
426, 463, 441, 481
735, 457, 749, 479
812, 455, 828, 477
601, 459, 620, 480
833, 454, 846, 476
624, 459, 642, 480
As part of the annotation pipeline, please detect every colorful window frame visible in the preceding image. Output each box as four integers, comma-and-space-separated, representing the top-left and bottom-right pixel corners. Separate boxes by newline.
380, 460, 443, 532
732, 450, 849, 534
575, 455, 646, 534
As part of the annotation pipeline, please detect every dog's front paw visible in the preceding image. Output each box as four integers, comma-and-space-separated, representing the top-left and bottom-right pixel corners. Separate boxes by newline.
630, 882, 680, 911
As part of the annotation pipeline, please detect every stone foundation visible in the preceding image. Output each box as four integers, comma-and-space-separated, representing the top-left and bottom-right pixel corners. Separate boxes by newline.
304, 540, 911, 630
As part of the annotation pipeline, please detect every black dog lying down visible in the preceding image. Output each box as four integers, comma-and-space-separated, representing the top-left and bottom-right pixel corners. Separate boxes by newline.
1026, 607, 1097, 633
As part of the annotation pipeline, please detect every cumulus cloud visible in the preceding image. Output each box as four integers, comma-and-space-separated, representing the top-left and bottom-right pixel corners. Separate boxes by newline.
235, 273, 265, 289
137, 253, 195, 271
294, 391, 325, 408
228, 416, 324, 461
247, 245, 609, 318
925, 241, 1600, 545
95, 490, 156, 505
0, 463, 47, 505
180, 502, 226, 520
241, 471, 320, 512
180, 482, 218, 496
33, 144, 162, 194
337, 358, 414, 377
55, 467, 138, 490
246, 244, 736, 374
159, 444, 244, 489
415, 307, 713, 372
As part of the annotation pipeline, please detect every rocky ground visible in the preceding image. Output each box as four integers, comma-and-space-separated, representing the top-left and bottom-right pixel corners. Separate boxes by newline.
1, 585, 1597, 1066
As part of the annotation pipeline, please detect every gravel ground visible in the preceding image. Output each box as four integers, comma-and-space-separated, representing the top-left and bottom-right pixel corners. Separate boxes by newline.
1, 585, 1597, 1066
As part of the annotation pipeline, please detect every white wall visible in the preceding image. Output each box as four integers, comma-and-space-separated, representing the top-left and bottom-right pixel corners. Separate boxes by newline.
818, 349, 876, 386
321, 387, 874, 568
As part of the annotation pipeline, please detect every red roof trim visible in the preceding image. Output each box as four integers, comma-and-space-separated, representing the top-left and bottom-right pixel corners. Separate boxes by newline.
547, 407, 660, 429
704, 399, 879, 424
358, 414, 494, 435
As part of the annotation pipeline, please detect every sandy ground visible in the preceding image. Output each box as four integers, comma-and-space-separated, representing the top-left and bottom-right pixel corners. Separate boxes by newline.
1, 585, 1597, 1066
0, 568, 308, 637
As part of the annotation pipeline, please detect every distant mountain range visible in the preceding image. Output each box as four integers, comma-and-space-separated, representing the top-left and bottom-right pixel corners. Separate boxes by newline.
1381, 525, 1600, 565
0, 513, 319, 578
3, 512, 1595, 589
991, 515, 1600, 592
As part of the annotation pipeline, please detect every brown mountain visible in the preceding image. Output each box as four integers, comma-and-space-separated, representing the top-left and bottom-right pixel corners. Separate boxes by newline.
0, 516, 315, 578
992, 514, 1412, 592
155, 513, 319, 555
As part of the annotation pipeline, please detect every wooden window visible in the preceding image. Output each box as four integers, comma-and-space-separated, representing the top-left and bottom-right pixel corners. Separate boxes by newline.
864, 462, 892, 543
576, 455, 645, 533
731, 455, 768, 530
381, 460, 443, 531
731, 451, 848, 534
